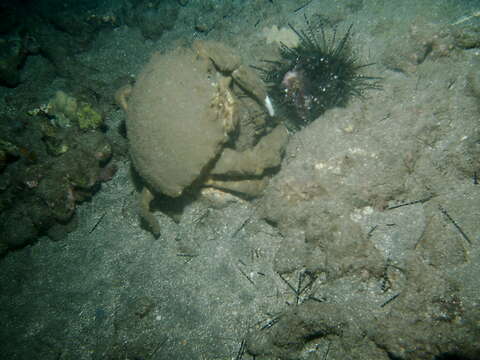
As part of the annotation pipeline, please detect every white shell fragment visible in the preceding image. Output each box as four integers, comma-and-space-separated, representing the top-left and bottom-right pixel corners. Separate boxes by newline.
265, 95, 275, 117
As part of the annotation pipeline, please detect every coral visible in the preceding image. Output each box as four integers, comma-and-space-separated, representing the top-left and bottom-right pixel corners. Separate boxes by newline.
33, 90, 103, 130
48, 90, 78, 128
76, 102, 103, 130
39, 121, 69, 156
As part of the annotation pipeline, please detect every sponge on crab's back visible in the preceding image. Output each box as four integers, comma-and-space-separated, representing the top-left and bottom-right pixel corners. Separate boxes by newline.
126, 47, 226, 197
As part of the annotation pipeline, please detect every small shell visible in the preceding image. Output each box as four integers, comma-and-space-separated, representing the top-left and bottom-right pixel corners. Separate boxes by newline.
265, 95, 275, 117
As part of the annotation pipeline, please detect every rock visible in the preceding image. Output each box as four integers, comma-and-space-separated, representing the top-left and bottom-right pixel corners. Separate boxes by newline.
0, 36, 26, 87
467, 65, 480, 98
453, 26, 480, 49
0, 207, 38, 248
0, 5, 19, 35
126, 1, 179, 40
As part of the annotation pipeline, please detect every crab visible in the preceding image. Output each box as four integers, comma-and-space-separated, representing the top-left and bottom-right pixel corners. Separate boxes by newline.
117, 40, 288, 236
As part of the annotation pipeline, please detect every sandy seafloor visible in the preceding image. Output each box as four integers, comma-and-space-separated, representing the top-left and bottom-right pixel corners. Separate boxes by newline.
1, 0, 480, 359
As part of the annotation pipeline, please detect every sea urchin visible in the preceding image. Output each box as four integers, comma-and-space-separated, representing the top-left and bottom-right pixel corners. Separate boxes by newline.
259, 22, 381, 130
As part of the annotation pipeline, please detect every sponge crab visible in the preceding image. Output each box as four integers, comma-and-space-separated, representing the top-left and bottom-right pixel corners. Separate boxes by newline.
116, 40, 288, 236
